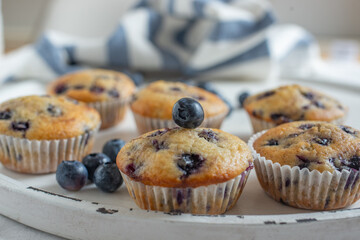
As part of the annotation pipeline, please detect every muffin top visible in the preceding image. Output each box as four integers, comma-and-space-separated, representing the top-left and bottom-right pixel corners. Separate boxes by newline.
0, 95, 100, 140
244, 84, 347, 124
130, 81, 229, 119
117, 127, 252, 188
253, 121, 360, 173
48, 69, 135, 102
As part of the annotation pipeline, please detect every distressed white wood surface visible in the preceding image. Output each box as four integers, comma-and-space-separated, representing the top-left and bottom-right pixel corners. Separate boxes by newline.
0, 79, 359, 240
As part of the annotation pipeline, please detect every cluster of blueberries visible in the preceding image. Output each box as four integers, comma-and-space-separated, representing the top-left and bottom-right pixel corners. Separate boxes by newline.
56, 139, 126, 193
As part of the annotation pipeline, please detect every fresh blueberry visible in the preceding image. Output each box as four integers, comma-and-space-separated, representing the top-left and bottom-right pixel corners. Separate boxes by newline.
56, 160, 88, 191
172, 98, 204, 129
238, 92, 250, 108
122, 70, 144, 86
102, 139, 126, 162
93, 162, 123, 193
82, 153, 111, 181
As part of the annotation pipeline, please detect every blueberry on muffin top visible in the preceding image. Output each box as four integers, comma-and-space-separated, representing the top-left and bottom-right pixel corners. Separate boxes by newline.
253, 121, 360, 173
130, 81, 229, 119
117, 127, 252, 188
48, 69, 135, 102
0, 95, 100, 140
244, 85, 347, 124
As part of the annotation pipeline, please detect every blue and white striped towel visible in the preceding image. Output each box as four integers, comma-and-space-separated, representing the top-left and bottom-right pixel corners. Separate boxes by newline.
0, 0, 315, 83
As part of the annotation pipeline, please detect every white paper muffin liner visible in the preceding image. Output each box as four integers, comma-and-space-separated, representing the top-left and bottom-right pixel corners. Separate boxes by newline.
120, 168, 251, 215
248, 130, 360, 210
248, 115, 347, 133
132, 112, 227, 134
88, 98, 130, 130
0, 127, 99, 174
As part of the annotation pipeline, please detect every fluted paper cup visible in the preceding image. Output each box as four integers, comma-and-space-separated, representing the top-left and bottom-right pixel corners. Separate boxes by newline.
132, 112, 227, 134
248, 130, 360, 210
0, 126, 99, 174
121, 168, 251, 215
88, 98, 130, 130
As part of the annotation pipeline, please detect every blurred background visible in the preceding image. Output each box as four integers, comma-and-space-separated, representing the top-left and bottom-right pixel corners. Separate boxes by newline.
1, 0, 360, 86
3, 0, 360, 55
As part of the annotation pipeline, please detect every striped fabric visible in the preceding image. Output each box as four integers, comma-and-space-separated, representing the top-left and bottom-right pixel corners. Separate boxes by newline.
0, 0, 315, 83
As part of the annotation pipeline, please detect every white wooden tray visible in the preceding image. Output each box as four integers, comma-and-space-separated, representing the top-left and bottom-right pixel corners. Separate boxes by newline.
0, 80, 359, 240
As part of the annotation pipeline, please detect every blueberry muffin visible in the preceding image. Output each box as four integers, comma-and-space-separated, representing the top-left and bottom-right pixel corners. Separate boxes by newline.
249, 121, 360, 210
243, 84, 347, 132
0, 95, 100, 173
130, 81, 229, 134
117, 127, 253, 214
48, 69, 135, 129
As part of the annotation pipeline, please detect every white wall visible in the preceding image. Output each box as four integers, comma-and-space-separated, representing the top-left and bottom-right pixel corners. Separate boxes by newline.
0, 0, 4, 54
42, 0, 136, 37
269, 0, 360, 38
2, 0, 49, 50
2, 0, 360, 50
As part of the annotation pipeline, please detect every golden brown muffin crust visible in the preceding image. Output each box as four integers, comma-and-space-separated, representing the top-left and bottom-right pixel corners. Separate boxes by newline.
48, 69, 135, 102
117, 128, 252, 188
244, 85, 347, 123
253, 121, 360, 173
130, 81, 229, 119
0, 95, 100, 140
